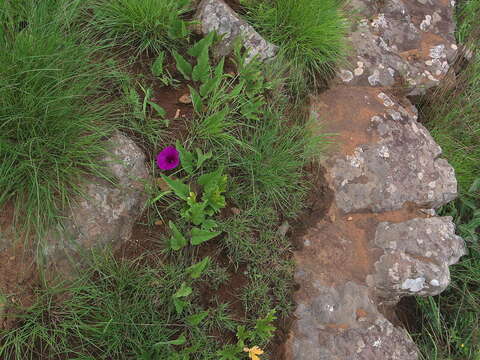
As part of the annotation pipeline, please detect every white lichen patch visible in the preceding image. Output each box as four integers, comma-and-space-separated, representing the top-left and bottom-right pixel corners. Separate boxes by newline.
339, 69, 354, 82
401, 277, 426, 292
377, 92, 395, 107
420, 15, 432, 31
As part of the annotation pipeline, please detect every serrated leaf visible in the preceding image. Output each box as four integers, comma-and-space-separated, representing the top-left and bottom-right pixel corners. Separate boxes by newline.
161, 174, 189, 200
236, 325, 251, 343
188, 86, 203, 114
192, 47, 210, 83
200, 107, 229, 135
190, 228, 221, 245
152, 52, 165, 76
186, 257, 210, 279
169, 221, 188, 251
174, 282, 192, 298
173, 51, 192, 80
185, 311, 209, 326
254, 310, 277, 342
195, 148, 212, 169
176, 141, 195, 175
217, 344, 242, 360
188, 202, 206, 225
147, 101, 166, 118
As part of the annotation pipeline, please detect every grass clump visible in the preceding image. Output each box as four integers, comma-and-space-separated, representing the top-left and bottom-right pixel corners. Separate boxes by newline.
0, 253, 278, 360
242, 0, 349, 95
0, 0, 114, 235
88, 0, 192, 55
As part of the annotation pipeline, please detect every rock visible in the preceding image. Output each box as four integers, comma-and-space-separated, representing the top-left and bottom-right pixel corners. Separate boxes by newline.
44, 132, 149, 274
285, 84, 465, 358
368, 217, 466, 298
286, 282, 419, 360
195, 0, 277, 62
321, 88, 458, 213
338, 0, 458, 95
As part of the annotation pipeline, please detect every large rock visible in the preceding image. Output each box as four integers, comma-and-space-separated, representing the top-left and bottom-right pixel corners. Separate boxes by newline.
368, 217, 466, 299
338, 0, 458, 95
321, 89, 458, 213
195, 0, 277, 62
285, 85, 465, 359
286, 282, 419, 360
44, 132, 148, 273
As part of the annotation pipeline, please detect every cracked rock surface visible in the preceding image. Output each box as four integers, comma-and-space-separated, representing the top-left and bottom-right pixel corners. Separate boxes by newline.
44, 132, 149, 275
195, 0, 277, 62
286, 85, 465, 359
338, 0, 458, 95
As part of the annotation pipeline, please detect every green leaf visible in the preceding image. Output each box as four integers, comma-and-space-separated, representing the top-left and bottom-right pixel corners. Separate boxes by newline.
169, 18, 188, 39
195, 148, 212, 169
254, 310, 277, 342
186, 257, 210, 279
192, 47, 210, 83
199, 57, 224, 97
188, 31, 215, 58
217, 344, 242, 360
169, 221, 188, 251
152, 52, 165, 77
176, 141, 195, 175
173, 298, 188, 315
161, 174, 189, 200
173, 51, 192, 80
201, 219, 217, 231
185, 311, 209, 326
191, 227, 221, 245
200, 107, 229, 135
188, 86, 203, 114
236, 325, 251, 343
147, 101, 166, 118
188, 202, 206, 225
174, 282, 193, 298
154, 334, 187, 347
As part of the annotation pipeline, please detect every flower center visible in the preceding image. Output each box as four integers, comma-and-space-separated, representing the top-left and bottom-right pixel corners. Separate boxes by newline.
166, 155, 176, 164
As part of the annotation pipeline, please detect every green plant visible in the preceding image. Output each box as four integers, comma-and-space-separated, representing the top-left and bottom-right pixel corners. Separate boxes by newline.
243, 0, 349, 96
0, 0, 114, 236
217, 310, 276, 359
159, 147, 227, 251
88, 0, 191, 55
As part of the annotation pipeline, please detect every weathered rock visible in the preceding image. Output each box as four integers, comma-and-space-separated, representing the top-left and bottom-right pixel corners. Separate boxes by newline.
44, 132, 148, 273
285, 84, 465, 358
338, 0, 458, 95
286, 282, 418, 360
368, 217, 466, 298
195, 0, 277, 62
322, 89, 457, 213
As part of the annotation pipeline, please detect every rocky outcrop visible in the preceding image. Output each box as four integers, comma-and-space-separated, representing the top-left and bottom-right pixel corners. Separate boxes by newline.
338, 0, 458, 95
285, 83, 465, 359
194, 0, 277, 62
44, 132, 149, 274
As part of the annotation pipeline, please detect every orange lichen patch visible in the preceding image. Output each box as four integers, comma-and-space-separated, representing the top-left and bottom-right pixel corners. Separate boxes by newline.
356, 308, 368, 319
309, 87, 391, 156
419, 32, 448, 59
325, 323, 350, 330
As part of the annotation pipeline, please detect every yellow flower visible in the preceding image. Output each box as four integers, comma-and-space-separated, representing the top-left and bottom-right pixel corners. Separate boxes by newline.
243, 346, 264, 360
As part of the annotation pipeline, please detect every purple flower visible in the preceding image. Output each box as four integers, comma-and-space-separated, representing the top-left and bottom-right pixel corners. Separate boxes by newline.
156, 146, 180, 170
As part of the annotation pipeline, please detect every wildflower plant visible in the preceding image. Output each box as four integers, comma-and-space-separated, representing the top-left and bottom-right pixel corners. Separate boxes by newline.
159, 143, 227, 251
